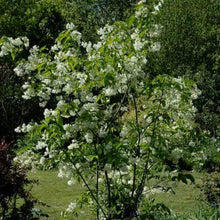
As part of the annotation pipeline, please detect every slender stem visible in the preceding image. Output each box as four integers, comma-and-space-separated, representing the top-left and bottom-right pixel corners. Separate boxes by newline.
96, 161, 99, 220
105, 170, 112, 219
131, 92, 141, 198
131, 163, 136, 197
71, 162, 108, 219
132, 92, 141, 155
106, 89, 128, 131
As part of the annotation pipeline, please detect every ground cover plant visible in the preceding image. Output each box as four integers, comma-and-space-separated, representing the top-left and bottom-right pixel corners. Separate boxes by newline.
0, 0, 219, 219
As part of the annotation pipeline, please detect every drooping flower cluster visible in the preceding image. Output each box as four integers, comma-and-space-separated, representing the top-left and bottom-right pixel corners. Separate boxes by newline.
0, 36, 29, 58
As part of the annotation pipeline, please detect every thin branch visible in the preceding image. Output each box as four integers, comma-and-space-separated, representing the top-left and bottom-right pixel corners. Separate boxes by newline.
131, 92, 142, 198
105, 170, 112, 219
70, 159, 108, 219
96, 161, 100, 220
131, 163, 136, 197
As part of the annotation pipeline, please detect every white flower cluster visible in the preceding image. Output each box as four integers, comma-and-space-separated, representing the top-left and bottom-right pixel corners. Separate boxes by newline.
153, 0, 164, 14
67, 140, 79, 150
14, 149, 38, 168
66, 202, 77, 212
135, 2, 148, 18
66, 23, 75, 30
97, 24, 114, 40
131, 29, 146, 51
150, 41, 161, 52
14, 122, 36, 133
0, 36, 29, 57
81, 41, 92, 52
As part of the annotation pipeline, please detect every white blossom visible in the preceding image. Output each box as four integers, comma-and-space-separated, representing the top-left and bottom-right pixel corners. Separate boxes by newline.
66, 23, 75, 30
66, 202, 77, 213
68, 140, 79, 150
85, 132, 93, 143
67, 178, 76, 186
36, 141, 47, 150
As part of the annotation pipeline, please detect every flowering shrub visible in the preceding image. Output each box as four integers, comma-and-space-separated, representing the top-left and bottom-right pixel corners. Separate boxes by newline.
1, 3, 202, 219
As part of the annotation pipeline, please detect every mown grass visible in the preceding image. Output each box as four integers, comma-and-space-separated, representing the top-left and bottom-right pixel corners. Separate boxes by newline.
27, 170, 208, 219
28, 170, 89, 219
153, 173, 202, 213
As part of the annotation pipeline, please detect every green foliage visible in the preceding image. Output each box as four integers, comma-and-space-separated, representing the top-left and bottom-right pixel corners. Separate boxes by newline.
0, 37, 43, 140
0, 0, 142, 141
159, 206, 220, 220
1, 1, 218, 218
174, 206, 220, 220
157, 0, 220, 74
0, 0, 65, 140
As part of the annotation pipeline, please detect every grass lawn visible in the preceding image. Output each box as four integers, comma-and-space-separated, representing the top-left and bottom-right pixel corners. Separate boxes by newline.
28, 170, 205, 220
153, 173, 202, 213
28, 170, 88, 219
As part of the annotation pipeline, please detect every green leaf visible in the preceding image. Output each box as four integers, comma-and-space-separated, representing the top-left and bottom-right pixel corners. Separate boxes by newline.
128, 15, 135, 27
56, 116, 63, 127
179, 174, 187, 184
88, 155, 98, 162
185, 174, 195, 183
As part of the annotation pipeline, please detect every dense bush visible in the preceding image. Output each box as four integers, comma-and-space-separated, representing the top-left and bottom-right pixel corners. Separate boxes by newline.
0, 37, 43, 141
0, 0, 64, 141
0, 138, 46, 219
0, 0, 219, 218
61, 0, 140, 42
